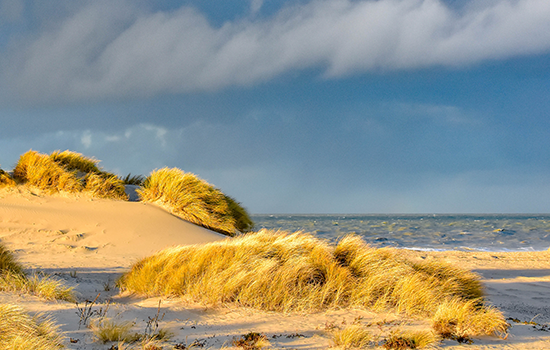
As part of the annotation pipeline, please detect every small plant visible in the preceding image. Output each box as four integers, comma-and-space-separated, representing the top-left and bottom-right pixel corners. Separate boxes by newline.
232, 332, 269, 350
432, 298, 508, 342
330, 324, 372, 349
123, 173, 146, 186
0, 167, 16, 187
76, 293, 101, 329
142, 300, 172, 341
90, 317, 136, 344
383, 330, 438, 349
70, 270, 78, 278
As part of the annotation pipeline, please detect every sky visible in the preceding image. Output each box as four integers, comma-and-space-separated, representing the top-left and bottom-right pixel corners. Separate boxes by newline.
0, 0, 550, 214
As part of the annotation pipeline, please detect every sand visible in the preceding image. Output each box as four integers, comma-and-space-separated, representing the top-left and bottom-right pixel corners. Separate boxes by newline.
1, 187, 550, 349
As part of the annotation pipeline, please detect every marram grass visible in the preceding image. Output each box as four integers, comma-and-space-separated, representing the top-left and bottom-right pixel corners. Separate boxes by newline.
0, 167, 16, 187
330, 325, 372, 349
138, 167, 253, 236
119, 230, 507, 340
0, 303, 64, 350
12, 150, 127, 200
0, 243, 75, 302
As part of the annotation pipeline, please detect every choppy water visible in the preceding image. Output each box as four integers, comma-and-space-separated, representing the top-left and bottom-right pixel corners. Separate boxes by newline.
251, 214, 550, 252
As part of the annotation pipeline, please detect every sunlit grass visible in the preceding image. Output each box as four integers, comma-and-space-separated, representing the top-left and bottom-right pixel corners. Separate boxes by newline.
13, 150, 82, 193
383, 329, 438, 349
330, 325, 372, 349
0, 167, 16, 187
138, 167, 253, 236
0, 303, 64, 350
119, 229, 502, 336
432, 298, 508, 341
12, 150, 127, 200
90, 318, 137, 344
0, 243, 75, 302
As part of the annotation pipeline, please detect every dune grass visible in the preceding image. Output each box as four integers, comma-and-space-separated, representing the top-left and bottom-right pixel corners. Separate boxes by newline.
138, 167, 253, 236
383, 330, 438, 349
119, 230, 507, 340
12, 150, 127, 199
0, 303, 64, 350
90, 318, 137, 344
330, 325, 372, 349
0, 243, 75, 302
0, 167, 16, 187
13, 150, 82, 193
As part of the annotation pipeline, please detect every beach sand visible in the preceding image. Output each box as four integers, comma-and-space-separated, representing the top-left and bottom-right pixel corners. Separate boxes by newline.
1, 187, 550, 349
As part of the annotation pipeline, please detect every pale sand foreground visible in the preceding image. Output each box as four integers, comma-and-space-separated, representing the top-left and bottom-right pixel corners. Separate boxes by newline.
1, 188, 550, 349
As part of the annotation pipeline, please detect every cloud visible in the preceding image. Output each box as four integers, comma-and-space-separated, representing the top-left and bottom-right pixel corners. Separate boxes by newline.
1, 0, 549, 104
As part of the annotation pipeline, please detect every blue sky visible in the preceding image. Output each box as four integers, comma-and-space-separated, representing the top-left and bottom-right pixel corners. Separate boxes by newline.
1, 0, 550, 214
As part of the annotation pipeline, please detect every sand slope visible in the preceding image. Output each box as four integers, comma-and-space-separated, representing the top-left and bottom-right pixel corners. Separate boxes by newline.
1, 188, 550, 349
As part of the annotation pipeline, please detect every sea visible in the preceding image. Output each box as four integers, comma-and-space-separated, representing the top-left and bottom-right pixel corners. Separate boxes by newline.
251, 214, 550, 252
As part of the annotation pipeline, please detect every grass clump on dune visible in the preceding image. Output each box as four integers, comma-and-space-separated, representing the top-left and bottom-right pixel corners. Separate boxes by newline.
13, 150, 127, 200
0, 243, 75, 302
119, 230, 507, 340
0, 167, 16, 187
138, 167, 253, 236
0, 303, 64, 350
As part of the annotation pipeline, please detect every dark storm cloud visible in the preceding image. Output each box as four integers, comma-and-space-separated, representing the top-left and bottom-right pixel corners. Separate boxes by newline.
1, 0, 549, 104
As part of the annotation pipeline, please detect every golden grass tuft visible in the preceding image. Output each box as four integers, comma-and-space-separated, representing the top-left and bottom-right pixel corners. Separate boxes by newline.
0, 271, 76, 302
0, 303, 64, 350
13, 150, 82, 193
84, 173, 128, 200
432, 298, 508, 341
0, 243, 75, 302
0, 243, 24, 275
119, 229, 502, 333
138, 168, 252, 236
330, 325, 372, 349
12, 150, 128, 199
49, 150, 101, 174
383, 330, 438, 349
0, 167, 16, 187
90, 318, 136, 344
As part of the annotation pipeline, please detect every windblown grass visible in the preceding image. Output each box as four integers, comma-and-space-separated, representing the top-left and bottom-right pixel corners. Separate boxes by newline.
0, 303, 64, 350
0, 167, 16, 187
13, 150, 82, 193
12, 150, 127, 199
138, 168, 253, 236
119, 229, 505, 342
432, 298, 508, 340
49, 150, 101, 174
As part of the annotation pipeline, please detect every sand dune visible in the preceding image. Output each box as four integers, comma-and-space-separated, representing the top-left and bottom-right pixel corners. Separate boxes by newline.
1, 188, 550, 349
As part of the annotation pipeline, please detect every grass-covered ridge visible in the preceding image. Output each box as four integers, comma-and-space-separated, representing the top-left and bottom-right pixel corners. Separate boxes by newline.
13, 150, 127, 199
138, 167, 253, 236
4, 150, 253, 234
119, 230, 507, 340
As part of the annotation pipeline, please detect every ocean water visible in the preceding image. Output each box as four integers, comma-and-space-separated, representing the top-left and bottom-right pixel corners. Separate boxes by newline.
251, 214, 550, 252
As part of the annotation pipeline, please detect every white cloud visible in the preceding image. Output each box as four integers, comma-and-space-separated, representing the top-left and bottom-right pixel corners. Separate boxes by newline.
1, 0, 549, 103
